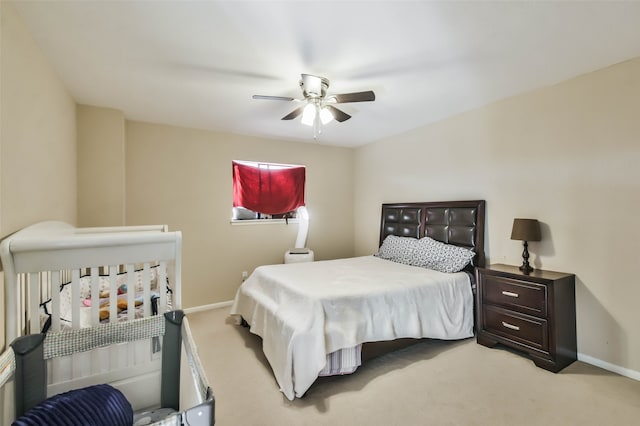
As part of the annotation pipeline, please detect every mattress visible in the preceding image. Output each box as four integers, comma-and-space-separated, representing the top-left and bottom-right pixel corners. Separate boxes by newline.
230, 255, 474, 400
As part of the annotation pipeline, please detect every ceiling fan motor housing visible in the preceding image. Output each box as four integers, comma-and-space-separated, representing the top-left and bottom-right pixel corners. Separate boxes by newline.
300, 74, 329, 99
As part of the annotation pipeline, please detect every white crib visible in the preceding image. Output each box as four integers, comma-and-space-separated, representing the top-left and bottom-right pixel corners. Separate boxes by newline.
0, 221, 214, 425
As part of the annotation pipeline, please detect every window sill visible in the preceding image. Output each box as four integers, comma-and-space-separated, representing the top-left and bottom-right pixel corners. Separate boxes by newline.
230, 218, 300, 226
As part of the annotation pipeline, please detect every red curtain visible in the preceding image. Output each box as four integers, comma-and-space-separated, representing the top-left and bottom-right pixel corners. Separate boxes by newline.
232, 161, 305, 215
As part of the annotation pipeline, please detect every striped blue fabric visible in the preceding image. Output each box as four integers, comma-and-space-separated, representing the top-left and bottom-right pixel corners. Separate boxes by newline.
318, 344, 362, 376
12, 384, 133, 426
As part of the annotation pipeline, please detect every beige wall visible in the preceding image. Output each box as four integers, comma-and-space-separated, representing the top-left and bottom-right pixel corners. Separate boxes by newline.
0, 1, 77, 349
125, 121, 354, 307
77, 105, 125, 226
354, 57, 640, 374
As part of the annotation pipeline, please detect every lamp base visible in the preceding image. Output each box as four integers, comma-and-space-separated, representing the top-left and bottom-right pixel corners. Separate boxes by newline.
519, 263, 534, 275
519, 240, 533, 274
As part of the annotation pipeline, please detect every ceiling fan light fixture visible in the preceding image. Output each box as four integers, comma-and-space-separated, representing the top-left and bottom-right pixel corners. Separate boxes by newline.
319, 107, 334, 125
254, 73, 375, 138
301, 103, 316, 126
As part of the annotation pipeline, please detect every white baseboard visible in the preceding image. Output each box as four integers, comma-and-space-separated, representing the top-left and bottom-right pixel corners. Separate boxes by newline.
578, 352, 640, 381
183, 300, 233, 315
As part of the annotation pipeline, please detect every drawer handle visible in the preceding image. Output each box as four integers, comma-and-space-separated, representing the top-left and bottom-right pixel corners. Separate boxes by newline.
501, 291, 519, 298
502, 321, 520, 331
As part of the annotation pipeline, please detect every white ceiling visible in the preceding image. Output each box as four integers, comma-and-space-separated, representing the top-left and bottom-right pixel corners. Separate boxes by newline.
12, 1, 640, 147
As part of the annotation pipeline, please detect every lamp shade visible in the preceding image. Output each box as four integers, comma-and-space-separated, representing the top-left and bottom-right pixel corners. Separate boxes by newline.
510, 218, 541, 242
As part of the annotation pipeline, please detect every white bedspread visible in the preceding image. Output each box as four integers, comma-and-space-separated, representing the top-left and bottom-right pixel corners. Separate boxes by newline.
230, 255, 474, 400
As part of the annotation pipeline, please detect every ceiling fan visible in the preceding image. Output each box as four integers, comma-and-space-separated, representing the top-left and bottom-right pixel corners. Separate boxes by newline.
252, 74, 375, 136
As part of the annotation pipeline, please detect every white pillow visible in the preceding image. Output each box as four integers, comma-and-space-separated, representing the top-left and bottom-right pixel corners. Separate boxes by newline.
233, 207, 258, 220
376, 235, 417, 265
411, 237, 475, 273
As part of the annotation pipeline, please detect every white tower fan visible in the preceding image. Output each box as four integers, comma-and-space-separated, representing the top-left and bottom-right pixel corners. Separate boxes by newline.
284, 206, 314, 263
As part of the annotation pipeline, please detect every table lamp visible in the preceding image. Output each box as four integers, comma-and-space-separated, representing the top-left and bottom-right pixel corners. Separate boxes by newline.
510, 218, 541, 274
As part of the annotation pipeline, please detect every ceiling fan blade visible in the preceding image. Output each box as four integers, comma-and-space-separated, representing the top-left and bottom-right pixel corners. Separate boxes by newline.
281, 106, 306, 120
253, 95, 295, 101
326, 105, 351, 122
332, 91, 375, 103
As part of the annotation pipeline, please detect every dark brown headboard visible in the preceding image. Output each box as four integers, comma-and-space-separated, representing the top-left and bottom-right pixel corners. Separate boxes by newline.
379, 200, 486, 269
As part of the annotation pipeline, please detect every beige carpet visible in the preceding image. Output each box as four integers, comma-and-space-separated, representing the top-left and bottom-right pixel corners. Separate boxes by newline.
187, 307, 640, 425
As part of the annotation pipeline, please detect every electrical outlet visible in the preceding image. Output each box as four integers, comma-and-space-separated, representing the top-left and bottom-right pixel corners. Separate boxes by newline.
242, 271, 248, 281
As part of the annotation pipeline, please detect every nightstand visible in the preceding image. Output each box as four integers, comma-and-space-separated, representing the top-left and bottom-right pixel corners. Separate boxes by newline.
476, 264, 577, 372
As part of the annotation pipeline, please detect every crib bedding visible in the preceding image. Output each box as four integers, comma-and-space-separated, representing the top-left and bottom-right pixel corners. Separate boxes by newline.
40, 267, 172, 332
230, 255, 474, 400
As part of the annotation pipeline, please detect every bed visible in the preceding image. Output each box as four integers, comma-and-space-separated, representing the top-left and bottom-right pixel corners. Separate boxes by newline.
0, 221, 214, 425
230, 200, 486, 400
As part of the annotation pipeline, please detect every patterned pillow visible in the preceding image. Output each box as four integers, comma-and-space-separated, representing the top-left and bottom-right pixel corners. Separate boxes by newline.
411, 237, 475, 273
376, 235, 417, 265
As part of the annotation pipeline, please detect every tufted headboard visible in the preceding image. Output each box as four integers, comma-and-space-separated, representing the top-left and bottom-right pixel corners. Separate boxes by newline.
379, 200, 486, 269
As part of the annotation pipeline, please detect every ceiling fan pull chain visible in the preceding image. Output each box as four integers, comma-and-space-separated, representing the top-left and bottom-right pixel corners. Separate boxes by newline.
316, 107, 320, 134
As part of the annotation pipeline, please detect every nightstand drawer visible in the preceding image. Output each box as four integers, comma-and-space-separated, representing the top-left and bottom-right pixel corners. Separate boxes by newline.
483, 305, 549, 353
482, 275, 547, 317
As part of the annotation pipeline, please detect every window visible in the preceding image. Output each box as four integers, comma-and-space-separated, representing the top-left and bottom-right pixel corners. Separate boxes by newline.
232, 160, 305, 221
